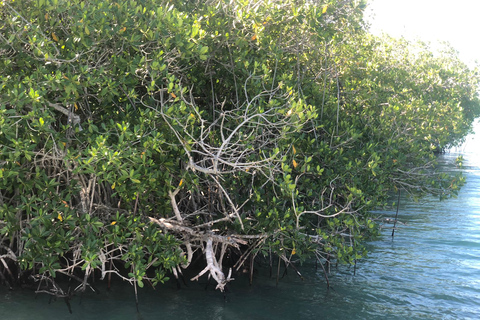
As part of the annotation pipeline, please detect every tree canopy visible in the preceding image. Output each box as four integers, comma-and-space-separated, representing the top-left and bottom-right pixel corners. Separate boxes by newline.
1, 0, 479, 294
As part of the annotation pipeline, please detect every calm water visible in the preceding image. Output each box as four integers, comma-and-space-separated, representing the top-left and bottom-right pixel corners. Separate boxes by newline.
1, 153, 480, 319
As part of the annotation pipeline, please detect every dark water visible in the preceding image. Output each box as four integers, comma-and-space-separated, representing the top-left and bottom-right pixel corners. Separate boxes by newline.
1, 153, 480, 319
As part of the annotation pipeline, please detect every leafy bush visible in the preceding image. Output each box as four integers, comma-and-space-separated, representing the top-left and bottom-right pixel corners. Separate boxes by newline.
1, 0, 478, 294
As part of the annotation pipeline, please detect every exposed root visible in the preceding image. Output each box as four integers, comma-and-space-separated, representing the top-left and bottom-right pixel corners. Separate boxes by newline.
149, 217, 245, 290
190, 238, 233, 291
0, 245, 17, 285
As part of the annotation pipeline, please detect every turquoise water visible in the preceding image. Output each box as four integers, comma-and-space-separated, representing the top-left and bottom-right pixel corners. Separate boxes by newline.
1, 153, 480, 319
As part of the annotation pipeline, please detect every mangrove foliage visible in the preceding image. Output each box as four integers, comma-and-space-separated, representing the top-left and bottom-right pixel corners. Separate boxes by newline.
1, 0, 479, 295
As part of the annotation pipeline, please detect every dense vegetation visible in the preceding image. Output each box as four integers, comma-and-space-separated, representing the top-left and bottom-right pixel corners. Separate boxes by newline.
1, 0, 479, 295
